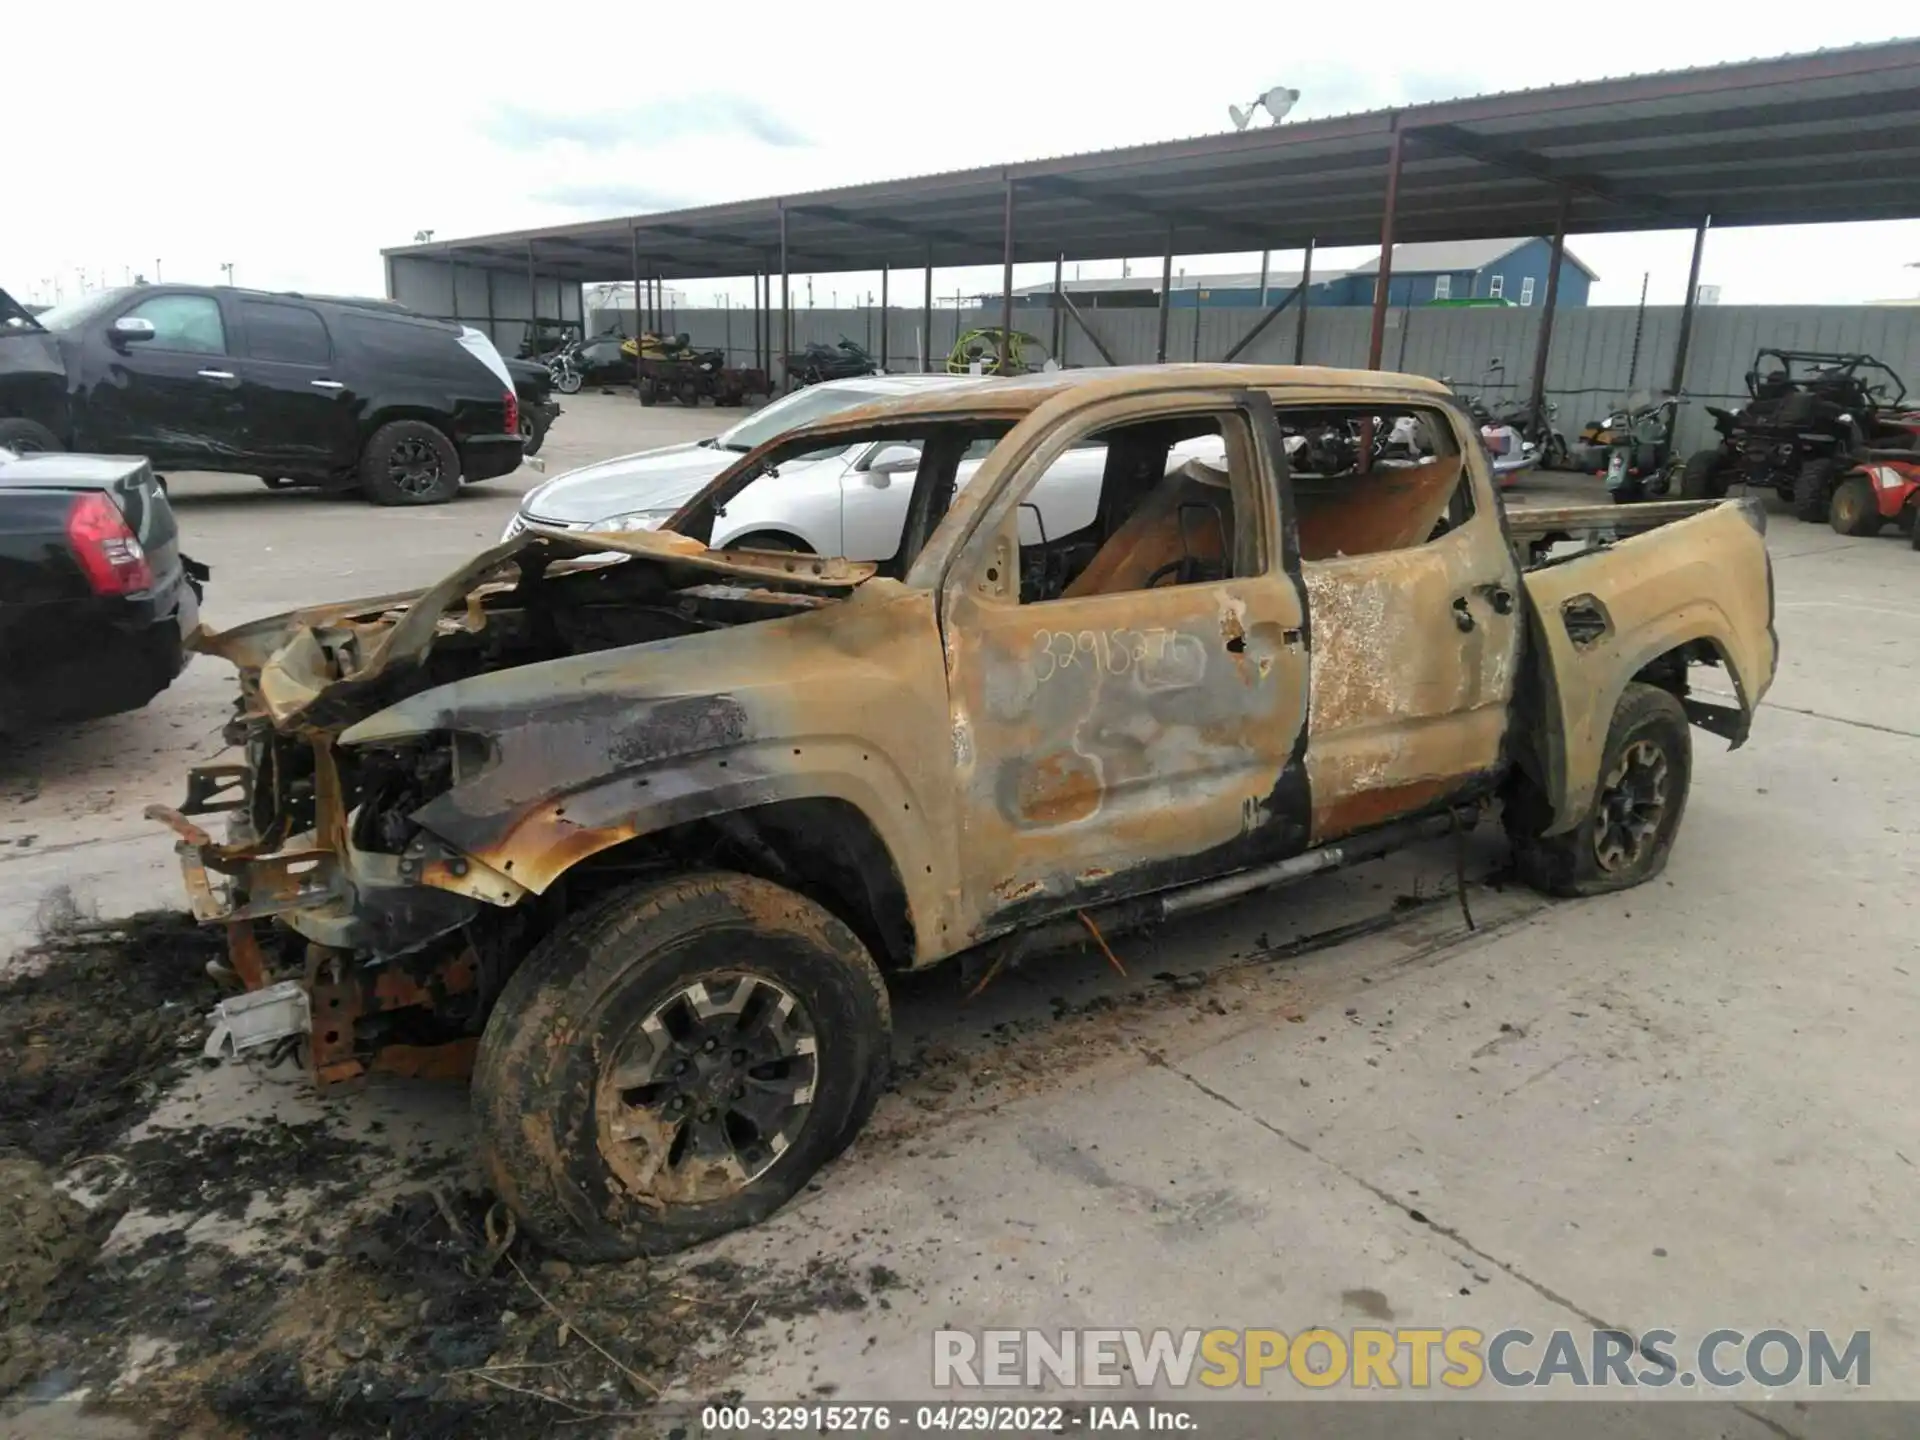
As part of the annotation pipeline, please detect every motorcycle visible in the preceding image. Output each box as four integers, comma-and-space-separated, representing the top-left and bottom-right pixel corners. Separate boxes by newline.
1443, 367, 1539, 488
1486, 394, 1568, 469
1597, 394, 1680, 503
546, 337, 586, 396
785, 338, 877, 388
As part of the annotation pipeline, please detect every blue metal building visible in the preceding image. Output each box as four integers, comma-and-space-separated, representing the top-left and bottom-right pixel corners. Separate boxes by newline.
1009, 237, 1594, 309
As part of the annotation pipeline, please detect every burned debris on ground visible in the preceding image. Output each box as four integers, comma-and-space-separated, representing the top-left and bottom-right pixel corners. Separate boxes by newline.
0, 918, 910, 1434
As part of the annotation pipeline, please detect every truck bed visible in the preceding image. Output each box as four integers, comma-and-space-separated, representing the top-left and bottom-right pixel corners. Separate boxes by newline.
1505, 497, 1763, 566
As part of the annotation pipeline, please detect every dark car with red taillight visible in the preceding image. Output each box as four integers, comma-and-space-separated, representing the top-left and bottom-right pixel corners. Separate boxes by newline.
0, 285, 522, 506
0, 449, 205, 728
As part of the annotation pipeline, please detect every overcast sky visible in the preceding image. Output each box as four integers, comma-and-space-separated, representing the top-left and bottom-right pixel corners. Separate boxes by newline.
9, 5, 1917, 311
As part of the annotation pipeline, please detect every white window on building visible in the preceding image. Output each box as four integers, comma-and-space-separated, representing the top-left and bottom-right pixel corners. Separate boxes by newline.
1432, 275, 1452, 300
1520, 276, 1536, 307
1488, 274, 1505, 299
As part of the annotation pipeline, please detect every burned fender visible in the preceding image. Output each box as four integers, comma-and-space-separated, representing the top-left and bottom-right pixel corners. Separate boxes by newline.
333, 593, 956, 944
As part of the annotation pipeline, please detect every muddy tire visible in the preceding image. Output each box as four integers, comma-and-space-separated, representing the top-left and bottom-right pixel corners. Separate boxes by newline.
473, 871, 891, 1263
0, 417, 62, 454
359, 420, 460, 506
1507, 682, 1692, 898
1677, 449, 1725, 501
1791, 459, 1835, 522
1828, 474, 1882, 537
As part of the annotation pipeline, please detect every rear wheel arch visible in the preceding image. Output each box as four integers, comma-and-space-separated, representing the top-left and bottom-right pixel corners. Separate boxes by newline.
1521, 622, 1754, 837
362, 403, 455, 440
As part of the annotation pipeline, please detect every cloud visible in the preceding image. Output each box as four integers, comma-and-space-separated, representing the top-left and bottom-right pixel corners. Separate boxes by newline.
483, 96, 808, 151
530, 181, 692, 214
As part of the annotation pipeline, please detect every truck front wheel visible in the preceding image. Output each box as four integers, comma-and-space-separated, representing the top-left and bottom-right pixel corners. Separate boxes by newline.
473, 871, 891, 1262
1507, 682, 1692, 897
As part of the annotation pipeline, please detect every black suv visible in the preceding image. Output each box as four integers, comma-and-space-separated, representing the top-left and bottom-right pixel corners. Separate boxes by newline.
0, 285, 523, 505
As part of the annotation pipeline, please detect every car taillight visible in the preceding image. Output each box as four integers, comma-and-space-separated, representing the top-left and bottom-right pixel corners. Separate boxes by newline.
66, 491, 153, 595
504, 390, 520, 439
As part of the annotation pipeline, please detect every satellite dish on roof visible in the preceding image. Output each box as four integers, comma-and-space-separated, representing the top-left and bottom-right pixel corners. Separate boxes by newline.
1229, 86, 1301, 130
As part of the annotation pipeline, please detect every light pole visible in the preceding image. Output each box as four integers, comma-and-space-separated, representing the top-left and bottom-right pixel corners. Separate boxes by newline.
220, 262, 235, 287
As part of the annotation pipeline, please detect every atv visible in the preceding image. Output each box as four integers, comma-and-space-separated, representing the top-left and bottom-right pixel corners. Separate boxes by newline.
1678, 349, 1920, 519
1826, 454, 1920, 541
946, 327, 1049, 377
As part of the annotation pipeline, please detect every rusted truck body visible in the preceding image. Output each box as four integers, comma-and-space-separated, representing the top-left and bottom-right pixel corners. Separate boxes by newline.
153, 365, 1776, 1259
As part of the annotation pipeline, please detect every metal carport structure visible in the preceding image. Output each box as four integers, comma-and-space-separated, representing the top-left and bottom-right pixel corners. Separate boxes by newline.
387, 37, 1920, 399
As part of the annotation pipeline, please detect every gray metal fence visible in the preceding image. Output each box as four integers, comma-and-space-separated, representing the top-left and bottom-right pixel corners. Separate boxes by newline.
388, 256, 584, 353
580, 300, 1920, 454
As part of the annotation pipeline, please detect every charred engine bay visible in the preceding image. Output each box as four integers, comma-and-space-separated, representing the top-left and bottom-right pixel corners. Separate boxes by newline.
241, 556, 842, 860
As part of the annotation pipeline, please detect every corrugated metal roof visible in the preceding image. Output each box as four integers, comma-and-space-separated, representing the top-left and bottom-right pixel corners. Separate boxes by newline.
389, 39, 1920, 283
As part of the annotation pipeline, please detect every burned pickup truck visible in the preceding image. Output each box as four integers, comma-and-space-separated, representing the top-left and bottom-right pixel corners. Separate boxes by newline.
152, 365, 1777, 1260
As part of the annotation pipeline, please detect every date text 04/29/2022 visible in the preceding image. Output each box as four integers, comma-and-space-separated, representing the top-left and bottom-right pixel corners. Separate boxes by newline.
699, 1403, 1196, 1432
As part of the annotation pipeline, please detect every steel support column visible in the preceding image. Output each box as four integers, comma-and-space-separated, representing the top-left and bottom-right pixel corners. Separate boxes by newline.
1257, 249, 1269, 307
1366, 125, 1404, 370
1670, 217, 1711, 396
879, 265, 890, 372
1528, 192, 1572, 411
630, 230, 644, 397
999, 179, 1016, 375
1156, 224, 1175, 364
1051, 254, 1064, 363
922, 249, 934, 372
1294, 238, 1315, 364
778, 202, 792, 391
525, 243, 536, 337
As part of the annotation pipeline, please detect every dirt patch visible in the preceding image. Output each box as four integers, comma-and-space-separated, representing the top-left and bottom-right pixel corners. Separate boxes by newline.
117, 1121, 366, 1222
0, 912, 224, 1166
0, 1155, 101, 1394
11, 1126, 905, 1435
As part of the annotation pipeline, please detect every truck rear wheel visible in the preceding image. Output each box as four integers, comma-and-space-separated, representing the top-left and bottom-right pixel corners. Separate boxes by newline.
473, 871, 891, 1262
359, 420, 461, 506
1507, 682, 1692, 898
1828, 474, 1882, 536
